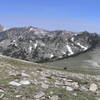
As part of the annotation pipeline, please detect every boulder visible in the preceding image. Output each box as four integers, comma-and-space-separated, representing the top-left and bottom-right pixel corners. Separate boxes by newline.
89, 83, 98, 92
66, 86, 74, 91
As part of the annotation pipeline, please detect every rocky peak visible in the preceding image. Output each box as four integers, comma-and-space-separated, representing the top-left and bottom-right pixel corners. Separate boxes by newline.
0, 26, 99, 62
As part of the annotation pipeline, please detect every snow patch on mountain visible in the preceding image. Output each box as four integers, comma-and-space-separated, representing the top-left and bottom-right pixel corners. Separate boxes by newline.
29, 46, 32, 53
77, 42, 88, 51
66, 44, 74, 56
71, 37, 74, 42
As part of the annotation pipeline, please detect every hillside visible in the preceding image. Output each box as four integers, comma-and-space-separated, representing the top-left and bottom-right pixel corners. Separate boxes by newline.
0, 56, 100, 100
0, 26, 99, 63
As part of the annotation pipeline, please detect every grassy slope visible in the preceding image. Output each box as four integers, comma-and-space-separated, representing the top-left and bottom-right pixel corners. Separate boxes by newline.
0, 56, 100, 100
44, 42, 100, 75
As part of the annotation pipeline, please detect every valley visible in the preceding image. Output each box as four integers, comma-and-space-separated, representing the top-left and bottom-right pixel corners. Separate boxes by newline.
44, 42, 100, 75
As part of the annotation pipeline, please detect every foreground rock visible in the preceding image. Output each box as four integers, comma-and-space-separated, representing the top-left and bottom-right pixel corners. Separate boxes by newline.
34, 92, 45, 99
9, 80, 30, 86
66, 86, 74, 91
89, 83, 98, 92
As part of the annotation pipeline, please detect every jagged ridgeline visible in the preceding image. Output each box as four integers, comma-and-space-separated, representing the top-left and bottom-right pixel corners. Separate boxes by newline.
0, 26, 99, 62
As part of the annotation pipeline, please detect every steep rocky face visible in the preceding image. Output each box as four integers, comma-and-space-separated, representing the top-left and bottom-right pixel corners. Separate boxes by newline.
0, 26, 99, 62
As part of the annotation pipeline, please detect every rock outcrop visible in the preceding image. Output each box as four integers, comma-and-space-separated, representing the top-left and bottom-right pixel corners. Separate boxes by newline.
0, 26, 99, 62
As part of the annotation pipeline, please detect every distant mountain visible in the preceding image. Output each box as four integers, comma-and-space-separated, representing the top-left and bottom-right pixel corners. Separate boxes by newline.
0, 26, 99, 62
0, 25, 8, 32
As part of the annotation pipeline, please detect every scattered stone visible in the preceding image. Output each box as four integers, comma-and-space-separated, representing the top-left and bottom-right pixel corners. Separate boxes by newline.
34, 92, 45, 99
96, 97, 100, 100
9, 72, 17, 76
44, 80, 50, 84
9, 81, 21, 86
66, 86, 74, 91
41, 96, 46, 99
41, 83, 49, 89
0, 89, 4, 92
0, 94, 5, 99
50, 91, 53, 95
55, 80, 63, 86
89, 83, 98, 92
62, 86, 66, 89
9, 80, 30, 86
21, 73, 30, 77
33, 79, 39, 85
67, 79, 73, 82
80, 86, 88, 91
16, 95, 22, 98
72, 82, 79, 89
72, 93, 77, 96
50, 95, 59, 100
19, 80, 30, 85
64, 81, 72, 86
96, 91, 100, 94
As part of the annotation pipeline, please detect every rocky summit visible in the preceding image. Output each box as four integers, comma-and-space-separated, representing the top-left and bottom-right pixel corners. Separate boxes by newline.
0, 26, 99, 62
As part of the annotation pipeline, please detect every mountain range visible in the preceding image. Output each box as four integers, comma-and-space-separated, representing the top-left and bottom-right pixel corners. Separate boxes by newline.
0, 25, 99, 63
